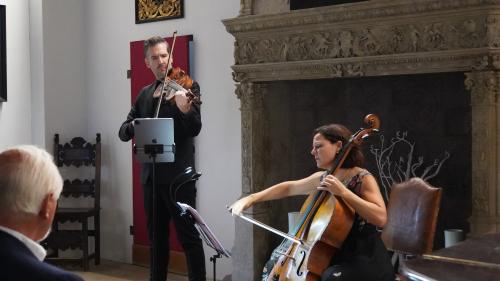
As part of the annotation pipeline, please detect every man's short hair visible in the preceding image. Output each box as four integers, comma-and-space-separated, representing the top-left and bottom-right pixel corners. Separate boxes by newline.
0, 145, 63, 216
143, 36, 171, 58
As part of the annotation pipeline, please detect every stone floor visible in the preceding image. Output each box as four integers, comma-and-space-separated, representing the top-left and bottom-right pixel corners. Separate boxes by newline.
72, 260, 188, 281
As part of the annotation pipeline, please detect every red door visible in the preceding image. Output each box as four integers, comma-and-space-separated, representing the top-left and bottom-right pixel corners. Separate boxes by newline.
129, 34, 193, 269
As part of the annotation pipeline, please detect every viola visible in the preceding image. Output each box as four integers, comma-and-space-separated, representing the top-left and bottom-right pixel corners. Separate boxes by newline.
168, 67, 193, 89
162, 67, 201, 105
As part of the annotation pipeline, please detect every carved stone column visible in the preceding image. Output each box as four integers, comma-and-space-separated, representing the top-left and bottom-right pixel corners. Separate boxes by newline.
239, 0, 252, 16
465, 71, 500, 234
233, 82, 272, 281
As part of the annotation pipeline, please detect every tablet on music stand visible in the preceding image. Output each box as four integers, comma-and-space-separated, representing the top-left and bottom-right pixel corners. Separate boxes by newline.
133, 118, 175, 163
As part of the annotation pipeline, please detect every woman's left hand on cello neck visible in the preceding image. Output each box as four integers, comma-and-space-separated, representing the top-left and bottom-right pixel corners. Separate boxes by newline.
318, 170, 388, 228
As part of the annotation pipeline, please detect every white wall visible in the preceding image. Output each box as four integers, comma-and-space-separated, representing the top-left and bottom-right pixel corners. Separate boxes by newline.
0, 0, 241, 278
43, 0, 87, 146
188, 1, 242, 278
0, 0, 32, 148
0, 0, 88, 150
29, 0, 45, 147
84, 1, 241, 279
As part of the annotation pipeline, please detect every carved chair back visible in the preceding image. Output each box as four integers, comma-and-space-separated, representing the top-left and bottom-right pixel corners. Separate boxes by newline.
42, 133, 101, 271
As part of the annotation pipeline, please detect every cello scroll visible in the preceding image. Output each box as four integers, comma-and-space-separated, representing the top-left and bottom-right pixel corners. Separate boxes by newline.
351, 114, 380, 146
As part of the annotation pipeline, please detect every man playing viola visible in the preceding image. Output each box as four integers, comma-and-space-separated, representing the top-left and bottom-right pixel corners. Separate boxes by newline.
119, 36, 205, 281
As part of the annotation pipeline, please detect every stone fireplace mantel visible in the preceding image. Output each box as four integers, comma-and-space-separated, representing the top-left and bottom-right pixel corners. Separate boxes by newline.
223, 1, 500, 280
225, 0, 500, 81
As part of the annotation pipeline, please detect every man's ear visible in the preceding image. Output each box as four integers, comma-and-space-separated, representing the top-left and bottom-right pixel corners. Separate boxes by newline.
144, 57, 151, 69
38, 193, 56, 220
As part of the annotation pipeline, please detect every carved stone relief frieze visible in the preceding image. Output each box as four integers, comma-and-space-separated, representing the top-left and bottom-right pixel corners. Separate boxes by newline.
487, 15, 500, 47
233, 16, 489, 66
226, 0, 500, 32
231, 60, 366, 83
231, 52, 496, 83
493, 55, 500, 69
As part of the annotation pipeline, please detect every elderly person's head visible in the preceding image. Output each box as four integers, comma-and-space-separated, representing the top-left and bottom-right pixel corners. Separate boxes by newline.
0, 145, 62, 241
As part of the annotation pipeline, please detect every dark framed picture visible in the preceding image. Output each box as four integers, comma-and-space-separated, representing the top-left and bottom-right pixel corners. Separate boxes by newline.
0, 5, 6, 102
135, 0, 184, 24
291, 0, 367, 10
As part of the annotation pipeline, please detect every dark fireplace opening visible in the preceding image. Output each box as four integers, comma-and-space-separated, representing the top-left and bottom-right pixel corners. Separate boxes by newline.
258, 71, 471, 255
290, 0, 368, 10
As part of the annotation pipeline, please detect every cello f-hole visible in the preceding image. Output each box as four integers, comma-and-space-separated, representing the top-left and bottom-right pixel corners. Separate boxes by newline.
296, 250, 306, 276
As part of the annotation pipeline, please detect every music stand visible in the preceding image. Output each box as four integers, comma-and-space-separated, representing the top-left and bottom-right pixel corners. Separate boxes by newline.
133, 118, 175, 281
177, 202, 231, 281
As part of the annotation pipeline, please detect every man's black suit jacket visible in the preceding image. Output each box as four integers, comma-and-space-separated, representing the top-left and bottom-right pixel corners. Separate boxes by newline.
0, 230, 84, 281
119, 80, 202, 185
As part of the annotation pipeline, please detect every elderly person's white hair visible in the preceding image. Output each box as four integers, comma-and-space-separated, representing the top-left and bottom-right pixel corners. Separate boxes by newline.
0, 145, 63, 216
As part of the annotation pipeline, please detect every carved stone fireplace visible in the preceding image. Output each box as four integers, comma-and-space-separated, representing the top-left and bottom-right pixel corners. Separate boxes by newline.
223, 0, 500, 280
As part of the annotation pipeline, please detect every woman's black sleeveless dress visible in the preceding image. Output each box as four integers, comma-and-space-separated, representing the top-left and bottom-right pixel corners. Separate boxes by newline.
321, 170, 395, 281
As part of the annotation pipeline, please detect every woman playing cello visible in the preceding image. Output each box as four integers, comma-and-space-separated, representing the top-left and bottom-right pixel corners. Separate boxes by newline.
229, 123, 395, 281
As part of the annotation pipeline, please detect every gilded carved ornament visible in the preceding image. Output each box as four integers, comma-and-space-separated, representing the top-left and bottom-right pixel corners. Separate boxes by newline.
136, 0, 182, 23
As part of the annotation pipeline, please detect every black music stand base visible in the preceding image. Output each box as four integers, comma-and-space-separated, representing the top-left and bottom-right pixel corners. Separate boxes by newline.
150, 152, 160, 281
144, 144, 164, 281
210, 253, 222, 281
133, 118, 175, 281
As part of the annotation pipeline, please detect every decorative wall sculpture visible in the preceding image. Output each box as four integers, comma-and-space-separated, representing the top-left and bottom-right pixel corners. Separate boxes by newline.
135, 0, 183, 24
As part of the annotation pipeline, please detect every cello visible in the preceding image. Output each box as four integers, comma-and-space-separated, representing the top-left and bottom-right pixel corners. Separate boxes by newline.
236, 114, 380, 281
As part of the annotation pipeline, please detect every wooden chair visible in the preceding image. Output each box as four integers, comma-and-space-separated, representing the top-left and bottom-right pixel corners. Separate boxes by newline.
381, 177, 442, 280
42, 133, 101, 271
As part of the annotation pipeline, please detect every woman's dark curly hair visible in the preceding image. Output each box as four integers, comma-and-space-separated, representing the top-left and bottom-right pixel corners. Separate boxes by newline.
313, 124, 364, 168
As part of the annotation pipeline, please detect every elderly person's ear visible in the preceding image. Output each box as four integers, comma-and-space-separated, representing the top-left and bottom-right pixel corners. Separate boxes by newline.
38, 193, 57, 220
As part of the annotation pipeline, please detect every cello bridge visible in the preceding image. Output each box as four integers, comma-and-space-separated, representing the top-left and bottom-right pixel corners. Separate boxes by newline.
276, 251, 296, 265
